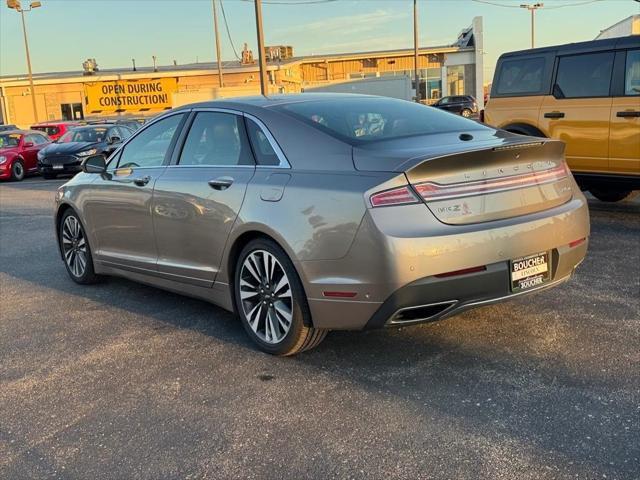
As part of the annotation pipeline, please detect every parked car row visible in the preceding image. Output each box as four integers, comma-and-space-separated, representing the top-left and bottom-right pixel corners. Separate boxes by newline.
0, 123, 135, 181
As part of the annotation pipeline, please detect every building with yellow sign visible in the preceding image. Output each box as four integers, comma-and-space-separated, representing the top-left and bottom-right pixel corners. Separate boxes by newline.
0, 18, 483, 128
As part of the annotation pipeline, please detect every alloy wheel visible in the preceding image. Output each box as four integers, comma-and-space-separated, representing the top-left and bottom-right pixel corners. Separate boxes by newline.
61, 215, 88, 278
239, 249, 293, 344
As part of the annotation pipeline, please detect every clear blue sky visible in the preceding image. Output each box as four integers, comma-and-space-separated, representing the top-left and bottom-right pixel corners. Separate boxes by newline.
1, 0, 638, 83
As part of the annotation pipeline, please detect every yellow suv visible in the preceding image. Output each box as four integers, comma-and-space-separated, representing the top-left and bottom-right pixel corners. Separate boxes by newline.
485, 36, 639, 202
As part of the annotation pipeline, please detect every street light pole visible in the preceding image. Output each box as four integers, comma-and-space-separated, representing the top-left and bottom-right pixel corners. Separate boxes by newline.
7, 0, 42, 123
413, 0, 420, 103
254, 0, 268, 96
212, 0, 224, 88
520, 3, 543, 48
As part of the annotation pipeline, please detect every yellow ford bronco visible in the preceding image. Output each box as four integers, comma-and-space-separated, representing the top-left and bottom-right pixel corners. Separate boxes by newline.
485, 36, 639, 202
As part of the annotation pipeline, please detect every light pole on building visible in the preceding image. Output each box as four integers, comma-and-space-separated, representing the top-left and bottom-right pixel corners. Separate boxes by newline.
413, 0, 420, 103
520, 3, 543, 48
254, 0, 268, 96
6, 0, 41, 123
212, 0, 224, 88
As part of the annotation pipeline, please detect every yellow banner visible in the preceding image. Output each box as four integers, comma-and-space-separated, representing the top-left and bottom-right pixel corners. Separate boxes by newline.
85, 78, 178, 113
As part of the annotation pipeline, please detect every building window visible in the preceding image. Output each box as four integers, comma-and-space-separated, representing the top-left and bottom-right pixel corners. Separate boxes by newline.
61, 103, 84, 121
362, 58, 378, 68
447, 65, 465, 96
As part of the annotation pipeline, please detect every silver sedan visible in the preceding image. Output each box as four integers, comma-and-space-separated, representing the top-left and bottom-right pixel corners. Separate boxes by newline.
54, 94, 590, 355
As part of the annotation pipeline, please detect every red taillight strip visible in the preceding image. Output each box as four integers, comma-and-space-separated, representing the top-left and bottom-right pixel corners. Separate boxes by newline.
569, 238, 586, 248
414, 164, 568, 201
370, 186, 419, 207
323, 291, 358, 298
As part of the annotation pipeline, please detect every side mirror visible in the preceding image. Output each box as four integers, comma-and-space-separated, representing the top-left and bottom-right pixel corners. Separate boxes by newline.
108, 136, 121, 144
23, 142, 34, 148
82, 154, 107, 174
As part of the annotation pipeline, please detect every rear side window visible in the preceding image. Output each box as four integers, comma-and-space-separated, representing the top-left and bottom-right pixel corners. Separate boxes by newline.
625, 50, 640, 96
178, 112, 254, 166
33, 126, 59, 136
275, 97, 487, 145
245, 119, 280, 166
496, 57, 546, 95
554, 52, 614, 98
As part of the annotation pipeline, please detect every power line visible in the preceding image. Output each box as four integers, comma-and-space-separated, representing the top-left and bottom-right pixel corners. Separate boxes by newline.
471, 0, 604, 8
239, 0, 339, 4
219, 0, 242, 61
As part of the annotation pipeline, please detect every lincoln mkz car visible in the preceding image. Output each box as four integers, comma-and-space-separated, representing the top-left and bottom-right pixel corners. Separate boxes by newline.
54, 94, 590, 355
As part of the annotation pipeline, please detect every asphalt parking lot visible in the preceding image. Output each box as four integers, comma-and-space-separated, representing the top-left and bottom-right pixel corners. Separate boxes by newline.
0, 177, 638, 480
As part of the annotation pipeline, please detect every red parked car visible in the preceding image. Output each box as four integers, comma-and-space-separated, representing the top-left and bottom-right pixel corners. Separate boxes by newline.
0, 129, 51, 181
31, 121, 79, 142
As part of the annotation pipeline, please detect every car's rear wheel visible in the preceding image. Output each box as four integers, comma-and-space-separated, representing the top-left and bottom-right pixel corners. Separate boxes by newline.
59, 209, 100, 284
234, 238, 327, 356
11, 160, 25, 181
589, 188, 634, 203
461, 108, 472, 118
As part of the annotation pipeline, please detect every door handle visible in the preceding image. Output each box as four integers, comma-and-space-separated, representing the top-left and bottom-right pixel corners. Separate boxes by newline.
544, 111, 565, 119
616, 111, 640, 118
133, 175, 151, 186
208, 177, 234, 191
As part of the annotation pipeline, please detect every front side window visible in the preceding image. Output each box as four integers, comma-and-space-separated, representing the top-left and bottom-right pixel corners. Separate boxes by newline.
117, 114, 184, 169
625, 50, 640, 96
555, 52, 614, 99
275, 97, 487, 145
178, 112, 253, 166
496, 57, 546, 95
246, 119, 280, 166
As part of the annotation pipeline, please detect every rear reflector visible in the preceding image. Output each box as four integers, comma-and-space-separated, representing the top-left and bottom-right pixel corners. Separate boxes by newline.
434, 265, 487, 278
323, 291, 358, 298
414, 164, 568, 202
370, 186, 419, 207
569, 237, 586, 248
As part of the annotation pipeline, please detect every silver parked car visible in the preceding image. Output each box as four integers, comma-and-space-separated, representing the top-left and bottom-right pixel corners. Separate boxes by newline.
54, 94, 590, 355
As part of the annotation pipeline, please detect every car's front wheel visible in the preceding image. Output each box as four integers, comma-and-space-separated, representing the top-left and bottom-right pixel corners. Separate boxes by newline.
461, 108, 472, 118
11, 159, 25, 181
59, 209, 100, 284
234, 238, 327, 355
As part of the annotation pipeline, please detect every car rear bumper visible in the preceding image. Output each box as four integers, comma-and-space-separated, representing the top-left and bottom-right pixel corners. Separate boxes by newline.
303, 192, 590, 330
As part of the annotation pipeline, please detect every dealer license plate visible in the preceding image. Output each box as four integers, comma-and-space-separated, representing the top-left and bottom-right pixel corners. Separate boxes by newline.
510, 251, 551, 292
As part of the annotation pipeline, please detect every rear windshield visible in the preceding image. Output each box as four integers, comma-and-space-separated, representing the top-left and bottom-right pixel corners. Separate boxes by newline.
58, 127, 107, 143
274, 97, 487, 144
33, 126, 60, 136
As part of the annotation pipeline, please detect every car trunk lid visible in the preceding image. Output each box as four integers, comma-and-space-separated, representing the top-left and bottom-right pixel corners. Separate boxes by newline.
357, 134, 573, 225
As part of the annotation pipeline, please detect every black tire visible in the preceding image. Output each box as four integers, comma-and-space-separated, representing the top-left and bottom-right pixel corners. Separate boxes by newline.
234, 238, 327, 356
589, 188, 634, 203
43, 173, 57, 180
461, 108, 472, 118
10, 159, 25, 181
58, 209, 100, 284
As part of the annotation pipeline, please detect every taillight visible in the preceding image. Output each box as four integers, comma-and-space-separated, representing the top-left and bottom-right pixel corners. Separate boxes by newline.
414, 164, 568, 202
370, 186, 419, 207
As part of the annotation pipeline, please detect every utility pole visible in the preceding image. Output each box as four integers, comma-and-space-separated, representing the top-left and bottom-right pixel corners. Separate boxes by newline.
212, 0, 224, 88
7, 0, 42, 123
254, 0, 268, 96
520, 3, 543, 48
413, 0, 420, 103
